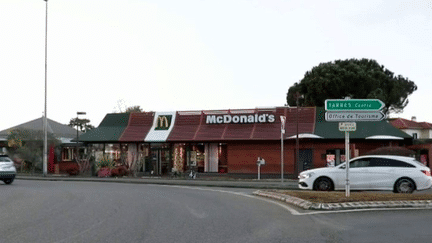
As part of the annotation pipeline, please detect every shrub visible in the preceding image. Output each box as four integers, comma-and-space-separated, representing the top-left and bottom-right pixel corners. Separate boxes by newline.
111, 165, 129, 177
111, 168, 120, 177
98, 167, 111, 177
95, 156, 115, 170
117, 165, 129, 176
65, 163, 80, 176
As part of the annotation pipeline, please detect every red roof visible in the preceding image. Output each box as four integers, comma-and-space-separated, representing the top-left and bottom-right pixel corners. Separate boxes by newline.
119, 112, 154, 142
167, 112, 202, 141
389, 118, 432, 130
167, 107, 316, 141
88, 107, 317, 142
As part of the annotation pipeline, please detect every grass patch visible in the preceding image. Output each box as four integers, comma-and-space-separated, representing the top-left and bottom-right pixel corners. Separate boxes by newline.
272, 190, 432, 203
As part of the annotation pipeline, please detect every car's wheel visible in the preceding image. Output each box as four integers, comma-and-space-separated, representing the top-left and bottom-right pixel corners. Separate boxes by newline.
314, 177, 333, 191
395, 178, 415, 193
3, 178, 14, 185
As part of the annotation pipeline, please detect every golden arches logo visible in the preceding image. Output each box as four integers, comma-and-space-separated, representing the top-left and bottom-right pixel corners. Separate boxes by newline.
155, 115, 172, 130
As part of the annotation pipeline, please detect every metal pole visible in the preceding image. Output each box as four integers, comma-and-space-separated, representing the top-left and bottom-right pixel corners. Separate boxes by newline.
280, 116, 286, 183
296, 103, 299, 177
76, 112, 86, 161
281, 130, 284, 183
258, 164, 261, 180
43, 0, 48, 177
76, 115, 79, 161
345, 131, 350, 197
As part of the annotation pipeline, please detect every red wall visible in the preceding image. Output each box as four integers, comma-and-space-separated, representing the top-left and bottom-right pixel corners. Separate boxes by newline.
227, 142, 289, 174
226, 139, 401, 175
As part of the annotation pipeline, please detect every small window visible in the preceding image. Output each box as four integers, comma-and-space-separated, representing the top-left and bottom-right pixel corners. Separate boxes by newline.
412, 133, 418, 139
349, 159, 370, 168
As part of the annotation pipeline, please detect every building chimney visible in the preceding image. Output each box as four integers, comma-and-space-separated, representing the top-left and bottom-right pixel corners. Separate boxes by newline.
411, 116, 417, 122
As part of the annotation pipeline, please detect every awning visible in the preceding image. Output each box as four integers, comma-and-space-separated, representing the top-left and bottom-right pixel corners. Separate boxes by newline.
287, 133, 324, 139
365, 135, 404, 140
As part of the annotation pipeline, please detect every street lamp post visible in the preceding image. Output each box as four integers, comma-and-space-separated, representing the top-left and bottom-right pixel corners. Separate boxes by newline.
280, 116, 286, 183
295, 92, 303, 177
76, 112, 86, 161
43, 0, 48, 177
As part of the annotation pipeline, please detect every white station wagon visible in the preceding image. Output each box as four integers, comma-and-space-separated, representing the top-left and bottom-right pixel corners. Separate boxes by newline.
298, 155, 432, 193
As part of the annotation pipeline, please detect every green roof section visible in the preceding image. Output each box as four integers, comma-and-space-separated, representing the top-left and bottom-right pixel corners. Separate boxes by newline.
315, 107, 411, 139
79, 113, 130, 142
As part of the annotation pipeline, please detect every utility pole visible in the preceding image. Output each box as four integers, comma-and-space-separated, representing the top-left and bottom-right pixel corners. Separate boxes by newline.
280, 116, 286, 183
43, 0, 48, 176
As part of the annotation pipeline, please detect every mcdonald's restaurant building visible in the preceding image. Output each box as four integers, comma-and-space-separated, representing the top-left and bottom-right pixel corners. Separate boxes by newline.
78, 107, 412, 178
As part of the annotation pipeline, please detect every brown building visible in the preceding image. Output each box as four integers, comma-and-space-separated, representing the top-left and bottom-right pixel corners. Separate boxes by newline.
389, 117, 432, 166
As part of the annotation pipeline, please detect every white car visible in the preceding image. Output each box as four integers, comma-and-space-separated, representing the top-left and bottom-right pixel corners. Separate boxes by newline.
298, 155, 432, 193
0, 155, 16, 185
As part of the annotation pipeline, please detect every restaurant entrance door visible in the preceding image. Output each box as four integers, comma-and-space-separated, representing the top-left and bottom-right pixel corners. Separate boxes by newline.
150, 144, 171, 175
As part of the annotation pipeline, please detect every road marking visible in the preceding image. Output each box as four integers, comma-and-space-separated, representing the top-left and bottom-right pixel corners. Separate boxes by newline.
154, 184, 303, 215
153, 184, 432, 216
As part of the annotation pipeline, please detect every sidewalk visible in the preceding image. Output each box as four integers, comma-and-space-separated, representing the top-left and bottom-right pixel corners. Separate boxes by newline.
15, 173, 299, 190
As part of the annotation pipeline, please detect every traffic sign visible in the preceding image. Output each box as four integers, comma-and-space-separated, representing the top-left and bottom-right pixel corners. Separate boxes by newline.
339, 122, 356, 131
325, 99, 385, 111
325, 111, 385, 122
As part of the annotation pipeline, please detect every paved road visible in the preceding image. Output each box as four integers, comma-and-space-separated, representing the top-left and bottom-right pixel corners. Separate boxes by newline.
1, 180, 432, 243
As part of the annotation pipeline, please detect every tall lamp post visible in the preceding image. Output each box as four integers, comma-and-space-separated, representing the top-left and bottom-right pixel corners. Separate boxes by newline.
295, 92, 303, 177
76, 112, 86, 161
43, 0, 48, 177
280, 115, 286, 183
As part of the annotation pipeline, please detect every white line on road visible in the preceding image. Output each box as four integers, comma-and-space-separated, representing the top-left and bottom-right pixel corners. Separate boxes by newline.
153, 184, 432, 216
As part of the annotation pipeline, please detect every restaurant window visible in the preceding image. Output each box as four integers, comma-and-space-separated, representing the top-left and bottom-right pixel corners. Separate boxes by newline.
173, 143, 186, 173
138, 143, 150, 172
419, 150, 429, 166
186, 144, 205, 172
62, 147, 75, 161
218, 143, 228, 173
105, 144, 125, 164
183, 143, 227, 173
90, 144, 104, 163
326, 149, 345, 166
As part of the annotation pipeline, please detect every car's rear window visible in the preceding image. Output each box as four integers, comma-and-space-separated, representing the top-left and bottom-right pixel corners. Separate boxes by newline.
0, 156, 13, 162
369, 158, 415, 168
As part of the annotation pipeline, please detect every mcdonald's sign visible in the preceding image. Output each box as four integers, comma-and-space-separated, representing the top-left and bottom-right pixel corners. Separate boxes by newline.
155, 115, 172, 130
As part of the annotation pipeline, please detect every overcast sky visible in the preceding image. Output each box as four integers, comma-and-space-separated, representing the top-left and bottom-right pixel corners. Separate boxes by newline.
1, 0, 431, 131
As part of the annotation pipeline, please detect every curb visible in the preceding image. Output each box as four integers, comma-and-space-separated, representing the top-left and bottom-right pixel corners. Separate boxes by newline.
253, 190, 432, 210
15, 176, 300, 190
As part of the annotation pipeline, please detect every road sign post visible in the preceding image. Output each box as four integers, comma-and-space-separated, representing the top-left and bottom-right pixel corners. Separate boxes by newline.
325, 99, 385, 111
344, 125, 352, 198
325, 98, 385, 198
338, 122, 356, 197
345, 130, 350, 197
326, 111, 385, 122
257, 157, 265, 180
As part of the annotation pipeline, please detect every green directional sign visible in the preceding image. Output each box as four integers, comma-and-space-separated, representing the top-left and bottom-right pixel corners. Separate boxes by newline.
325, 99, 384, 111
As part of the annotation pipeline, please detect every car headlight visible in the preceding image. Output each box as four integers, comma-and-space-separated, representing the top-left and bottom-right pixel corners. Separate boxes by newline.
298, 172, 314, 179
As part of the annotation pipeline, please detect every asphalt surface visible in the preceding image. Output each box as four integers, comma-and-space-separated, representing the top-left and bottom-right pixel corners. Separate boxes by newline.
14, 174, 432, 211
7, 180, 432, 243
